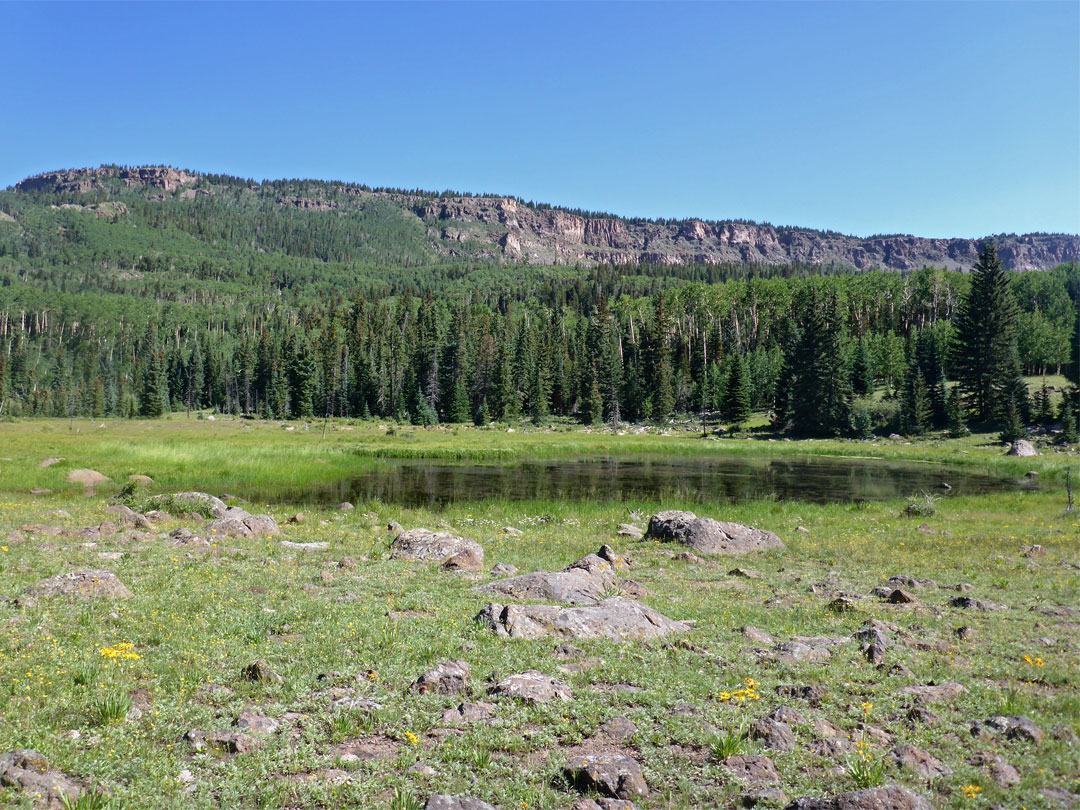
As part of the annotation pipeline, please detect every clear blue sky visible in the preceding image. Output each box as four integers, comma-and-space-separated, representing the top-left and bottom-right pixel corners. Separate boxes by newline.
1, 1, 1077, 238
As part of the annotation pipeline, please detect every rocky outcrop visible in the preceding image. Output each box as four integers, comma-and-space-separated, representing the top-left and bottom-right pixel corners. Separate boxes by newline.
391, 528, 484, 567
785, 786, 932, 810
0, 749, 83, 808
22, 569, 132, 601
476, 597, 690, 640
476, 547, 618, 604
14, 166, 1077, 271
645, 510, 784, 555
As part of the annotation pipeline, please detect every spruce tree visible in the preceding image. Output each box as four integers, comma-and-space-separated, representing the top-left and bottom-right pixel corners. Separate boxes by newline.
1060, 395, 1078, 445
850, 338, 874, 397
719, 354, 751, 428
899, 356, 931, 435
448, 378, 471, 423
951, 240, 1019, 423
945, 387, 970, 438
140, 350, 169, 418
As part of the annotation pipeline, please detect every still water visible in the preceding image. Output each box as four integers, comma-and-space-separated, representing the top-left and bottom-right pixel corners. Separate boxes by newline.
246, 455, 1034, 508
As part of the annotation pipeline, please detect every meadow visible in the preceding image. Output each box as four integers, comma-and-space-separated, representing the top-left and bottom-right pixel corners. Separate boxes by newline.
0, 417, 1077, 809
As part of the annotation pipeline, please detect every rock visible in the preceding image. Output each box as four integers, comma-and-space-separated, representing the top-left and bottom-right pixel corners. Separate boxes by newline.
128, 474, 153, 484
280, 541, 328, 551
337, 502, 355, 512
899, 682, 968, 703
905, 706, 939, 725
948, 595, 1005, 611
338, 557, 357, 569
888, 745, 951, 779
1039, 787, 1080, 808
729, 567, 760, 579
968, 751, 1020, 787
886, 575, 935, 589
500, 526, 523, 537
144, 510, 170, 522
412, 660, 470, 695
617, 524, 644, 539
476, 548, 617, 605
476, 597, 690, 641
207, 517, 252, 537
742, 787, 787, 807
150, 492, 228, 518
236, 711, 280, 735
724, 754, 780, 782
598, 715, 638, 740
440, 702, 496, 726
742, 626, 776, 645
775, 685, 825, 706
750, 718, 795, 752
853, 622, 894, 649
1020, 544, 1046, 558
29, 488, 52, 495
243, 515, 279, 536
186, 729, 259, 754
407, 762, 437, 778
674, 551, 704, 564
19, 524, 63, 536
828, 596, 859, 613
442, 546, 484, 573
66, 468, 109, 486
564, 753, 649, 799
768, 706, 807, 726
645, 510, 783, 555
39, 457, 64, 467
573, 801, 642, 810
391, 528, 484, 567
969, 715, 1044, 743
785, 786, 932, 810
885, 589, 917, 604
490, 563, 518, 576
241, 659, 283, 684
1007, 440, 1038, 457
864, 642, 887, 665
490, 670, 572, 703
0, 749, 83, 807
423, 796, 496, 810
22, 569, 131, 601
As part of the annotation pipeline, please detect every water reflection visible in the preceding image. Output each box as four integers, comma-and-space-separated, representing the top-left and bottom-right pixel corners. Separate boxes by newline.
241, 455, 1034, 508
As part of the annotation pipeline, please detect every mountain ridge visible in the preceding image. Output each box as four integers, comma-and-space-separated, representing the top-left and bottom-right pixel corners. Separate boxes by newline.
10, 164, 1079, 272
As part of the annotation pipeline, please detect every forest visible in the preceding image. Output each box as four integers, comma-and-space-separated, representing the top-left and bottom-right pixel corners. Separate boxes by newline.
1, 173, 1077, 438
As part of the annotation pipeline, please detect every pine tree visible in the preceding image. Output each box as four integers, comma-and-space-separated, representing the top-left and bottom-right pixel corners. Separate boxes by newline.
140, 350, 169, 417
951, 240, 1019, 423
777, 288, 853, 437
945, 387, 969, 438
1036, 381, 1053, 425
899, 356, 931, 435
448, 378, 471, 423
474, 397, 491, 427
1059, 394, 1078, 445
719, 354, 751, 428
850, 338, 874, 397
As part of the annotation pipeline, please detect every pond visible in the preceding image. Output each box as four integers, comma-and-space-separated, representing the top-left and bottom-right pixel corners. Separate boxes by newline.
243, 455, 1035, 508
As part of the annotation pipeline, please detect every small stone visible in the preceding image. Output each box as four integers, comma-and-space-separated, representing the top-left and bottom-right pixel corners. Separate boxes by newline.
749, 718, 795, 752
236, 711, 279, 735
490, 563, 518, 576
490, 670, 571, 703
949, 595, 1005, 611
906, 706, 939, 725
287, 513, 305, 524
598, 715, 638, 740
337, 502, 355, 511
617, 524, 643, 539
954, 625, 975, 640
440, 702, 497, 726
423, 796, 496, 810
241, 659, 283, 684
742, 626, 776, 645
768, 706, 807, 726
407, 762, 438, 778
724, 754, 779, 783
888, 744, 952, 779
412, 660, 470, 695
775, 685, 825, 706
885, 589, 917, 604
500, 526, 523, 537
564, 753, 649, 799
968, 751, 1020, 787
178, 768, 194, 784
899, 682, 967, 703
828, 596, 858, 613
729, 567, 760, 579
785, 786, 932, 810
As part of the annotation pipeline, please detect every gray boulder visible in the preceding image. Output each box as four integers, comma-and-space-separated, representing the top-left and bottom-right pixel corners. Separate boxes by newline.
490, 670, 572, 703
22, 569, 132, 601
391, 528, 484, 567
412, 660, 470, 695
476, 548, 617, 605
1007, 440, 1038, 457
424, 797, 495, 810
0, 749, 83, 807
564, 753, 649, 799
645, 510, 783, 555
476, 597, 690, 641
785, 786, 932, 810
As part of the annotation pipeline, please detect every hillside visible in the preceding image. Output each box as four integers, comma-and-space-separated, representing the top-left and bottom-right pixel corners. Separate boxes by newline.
7, 165, 1078, 271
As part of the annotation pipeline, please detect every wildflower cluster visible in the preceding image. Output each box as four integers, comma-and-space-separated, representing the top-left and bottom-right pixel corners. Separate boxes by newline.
1022, 654, 1045, 667
961, 784, 982, 799
719, 677, 760, 702
98, 642, 140, 661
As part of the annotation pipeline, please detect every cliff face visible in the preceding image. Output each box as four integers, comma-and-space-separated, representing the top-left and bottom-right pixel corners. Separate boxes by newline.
15, 166, 1079, 271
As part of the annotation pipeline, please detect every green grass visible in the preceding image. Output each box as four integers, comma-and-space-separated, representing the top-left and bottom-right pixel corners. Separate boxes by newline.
0, 419, 1077, 808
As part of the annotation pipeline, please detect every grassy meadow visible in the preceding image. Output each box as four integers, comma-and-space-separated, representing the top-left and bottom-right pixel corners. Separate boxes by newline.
0, 417, 1077, 809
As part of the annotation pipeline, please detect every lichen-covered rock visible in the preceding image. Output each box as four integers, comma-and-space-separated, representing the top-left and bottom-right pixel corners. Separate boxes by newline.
888, 745, 952, 779
564, 753, 649, 799
412, 660, 470, 695
750, 718, 795, 752
391, 528, 484, 567
645, 510, 783, 555
899, 682, 968, 703
968, 752, 1020, 787
724, 754, 780, 782
476, 597, 690, 641
243, 515, 279, 536
423, 796, 496, 810
1007, 440, 1038, 457
242, 659, 283, 684
440, 702, 496, 726
476, 548, 617, 605
0, 749, 83, 808
490, 670, 572, 703
22, 569, 131, 601
969, 715, 1044, 743
785, 786, 932, 810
